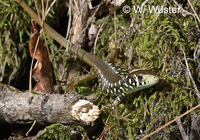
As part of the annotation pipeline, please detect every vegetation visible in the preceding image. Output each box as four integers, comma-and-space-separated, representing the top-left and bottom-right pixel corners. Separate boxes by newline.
0, 0, 200, 139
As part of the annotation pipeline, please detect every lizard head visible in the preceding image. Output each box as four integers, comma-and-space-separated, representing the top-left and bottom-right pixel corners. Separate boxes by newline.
125, 70, 159, 94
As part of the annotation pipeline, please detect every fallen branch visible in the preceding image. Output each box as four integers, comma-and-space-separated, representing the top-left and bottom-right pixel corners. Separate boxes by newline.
0, 84, 100, 125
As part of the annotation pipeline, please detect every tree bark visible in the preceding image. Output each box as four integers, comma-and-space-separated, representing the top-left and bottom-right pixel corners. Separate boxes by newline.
0, 84, 100, 126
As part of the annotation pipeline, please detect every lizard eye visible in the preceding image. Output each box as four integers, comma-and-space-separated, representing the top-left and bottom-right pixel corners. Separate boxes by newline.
138, 75, 143, 80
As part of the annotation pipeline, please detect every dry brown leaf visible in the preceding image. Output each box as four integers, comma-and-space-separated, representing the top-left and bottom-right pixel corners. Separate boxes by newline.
29, 20, 54, 94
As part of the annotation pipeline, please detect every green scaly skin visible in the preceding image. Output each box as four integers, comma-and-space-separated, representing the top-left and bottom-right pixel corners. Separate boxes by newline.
71, 46, 159, 112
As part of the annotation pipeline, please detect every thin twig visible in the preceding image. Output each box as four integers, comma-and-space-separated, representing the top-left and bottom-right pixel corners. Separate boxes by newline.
176, 118, 188, 140
166, 0, 173, 7
29, 35, 40, 93
34, 0, 42, 23
44, 0, 49, 16
52, 0, 72, 57
66, 0, 72, 40
139, 0, 166, 34
94, 16, 109, 54
128, 30, 139, 70
172, 0, 199, 30
41, 0, 45, 21
97, 114, 111, 140
73, 0, 79, 11
180, 46, 200, 99
38, 0, 55, 62
172, 0, 194, 16
63, 0, 72, 51
45, 0, 57, 19
114, 0, 117, 44
187, 0, 200, 23
128, 45, 133, 70
141, 103, 200, 140
139, 14, 159, 34
0, 1, 10, 6
79, 1, 103, 37
26, 120, 36, 136
34, 0, 50, 60
41, 0, 53, 62
193, 42, 200, 61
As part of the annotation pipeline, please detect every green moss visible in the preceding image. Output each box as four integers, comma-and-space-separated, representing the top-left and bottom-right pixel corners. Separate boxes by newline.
38, 123, 71, 140
75, 81, 94, 95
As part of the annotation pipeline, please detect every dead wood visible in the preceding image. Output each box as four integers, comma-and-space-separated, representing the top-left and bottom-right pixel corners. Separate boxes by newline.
0, 84, 100, 126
